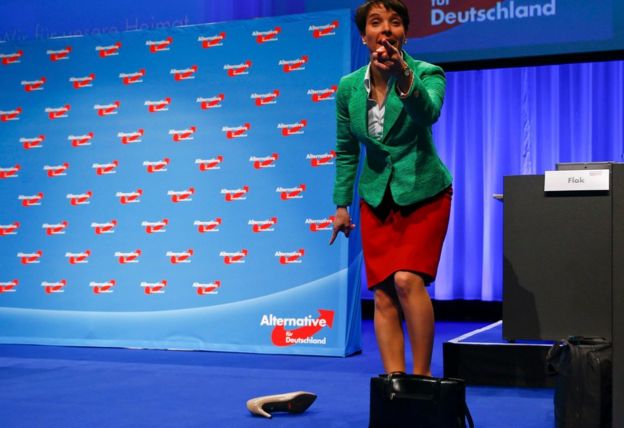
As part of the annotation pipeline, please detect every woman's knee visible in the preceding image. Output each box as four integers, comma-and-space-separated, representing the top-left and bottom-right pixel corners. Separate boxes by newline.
393, 271, 425, 296
374, 288, 398, 314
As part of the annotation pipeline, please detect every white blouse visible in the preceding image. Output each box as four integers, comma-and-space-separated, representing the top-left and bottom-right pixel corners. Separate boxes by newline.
363, 64, 388, 140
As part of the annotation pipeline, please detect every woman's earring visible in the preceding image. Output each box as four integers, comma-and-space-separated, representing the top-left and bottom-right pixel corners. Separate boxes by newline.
362, 40, 366, 45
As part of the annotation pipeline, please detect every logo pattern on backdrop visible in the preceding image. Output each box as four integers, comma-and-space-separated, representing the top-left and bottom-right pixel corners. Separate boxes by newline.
0, 11, 355, 355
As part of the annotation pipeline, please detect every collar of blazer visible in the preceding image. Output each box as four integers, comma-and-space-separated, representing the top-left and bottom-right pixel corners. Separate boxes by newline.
350, 51, 416, 144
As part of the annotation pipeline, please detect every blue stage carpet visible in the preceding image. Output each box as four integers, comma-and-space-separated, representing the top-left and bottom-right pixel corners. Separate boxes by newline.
0, 320, 554, 427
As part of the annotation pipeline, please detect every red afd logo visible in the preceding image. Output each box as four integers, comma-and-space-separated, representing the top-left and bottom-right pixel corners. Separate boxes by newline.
253, 26, 281, 44
224, 60, 252, 77
199, 32, 226, 48
276, 249, 305, 264
309, 21, 339, 38
91, 220, 117, 235
19, 192, 44, 207
42, 221, 69, 236
42, 280, 67, 294
141, 280, 167, 294
146, 36, 173, 53
21, 77, 46, 92
195, 218, 222, 233
46, 104, 71, 120
167, 249, 193, 264
169, 187, 195, 203
266, 309, 335, 346
249, 217, 277, 233
67, 191, 93, 206
70, 73, 95, 89
309, 86, 338, 102
119, 69, 145, 85
44, 163, 69, 177
220, 249, 248, 264
65, 250, 91, 264
193, 281, 220, 295
0, 280, 19, 294
250, 153, 278, 169
277, 184, 306, 200
116, 249, 142, 264
171, 65, 198, 81
116, 189, 143, 204
306, 217, 335, 232
170, 127, 196, 142
196, 156, 224, 171
118, 129, 144, 144
94, 101, 120, 116
18, 250, 43, 264
197, 94, 224, 109
279, 120, 307, 136
1, 50, 24, 65
280, 56, 308, 72
0, 222, 20, 236
0, 164, 20, 179
145, 98, 171, 112
47, 46, 72, 61
221, 186, 249, 201
0, 107, 22, 122
143, 219, 168, 234
69, 132, 94, 147
90, 280, 116, 294
93, 160, 119, 175
252, 90, 280, 106
223, 123, 251, 139
144, 158, 170, 173
308, 150, 337, 167
21, 135, 45, 150
96, 42, 121, 57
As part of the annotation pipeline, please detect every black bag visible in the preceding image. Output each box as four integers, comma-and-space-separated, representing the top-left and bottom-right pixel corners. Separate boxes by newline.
369, 373, 474, 428
546, 336, 612, 428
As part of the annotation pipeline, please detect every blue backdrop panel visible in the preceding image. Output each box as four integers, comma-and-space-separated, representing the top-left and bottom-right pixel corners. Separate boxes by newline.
0, 10, 362, 356
405, 0, 623, 63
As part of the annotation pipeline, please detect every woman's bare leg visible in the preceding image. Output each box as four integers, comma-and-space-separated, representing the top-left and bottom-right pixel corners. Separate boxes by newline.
393, 271, 434, 376
373, 282, 406, 373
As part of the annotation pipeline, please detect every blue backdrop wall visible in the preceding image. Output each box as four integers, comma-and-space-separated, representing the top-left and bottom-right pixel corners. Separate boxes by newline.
0, 9, 363, 355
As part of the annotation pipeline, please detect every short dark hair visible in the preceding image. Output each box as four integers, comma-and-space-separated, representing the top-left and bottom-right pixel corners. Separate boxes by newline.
354, 0, 410, 35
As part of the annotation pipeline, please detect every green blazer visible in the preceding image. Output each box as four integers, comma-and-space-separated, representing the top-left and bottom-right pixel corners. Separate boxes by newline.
332, 53, 452, 208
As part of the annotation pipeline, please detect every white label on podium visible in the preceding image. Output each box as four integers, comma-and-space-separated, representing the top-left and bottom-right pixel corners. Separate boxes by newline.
544, 169, 610, 192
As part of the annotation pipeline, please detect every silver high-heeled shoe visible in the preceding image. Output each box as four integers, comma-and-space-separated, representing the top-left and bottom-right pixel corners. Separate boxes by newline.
246, 391, 317, 418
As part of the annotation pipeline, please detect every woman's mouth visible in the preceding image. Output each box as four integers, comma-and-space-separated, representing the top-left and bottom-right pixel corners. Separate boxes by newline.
380, 39, 398, 46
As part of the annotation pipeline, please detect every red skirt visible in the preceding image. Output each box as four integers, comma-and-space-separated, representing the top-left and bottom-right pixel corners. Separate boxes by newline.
360, 187, 452, 288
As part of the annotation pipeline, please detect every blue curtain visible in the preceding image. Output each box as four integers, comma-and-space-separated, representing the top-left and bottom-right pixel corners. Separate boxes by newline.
425, 61, 624, 301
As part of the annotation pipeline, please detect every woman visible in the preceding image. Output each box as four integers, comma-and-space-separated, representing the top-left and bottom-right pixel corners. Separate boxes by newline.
329, 0, 452, 376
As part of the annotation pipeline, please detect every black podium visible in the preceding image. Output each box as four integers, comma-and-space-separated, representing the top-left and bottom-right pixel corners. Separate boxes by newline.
503, 164, 623, 427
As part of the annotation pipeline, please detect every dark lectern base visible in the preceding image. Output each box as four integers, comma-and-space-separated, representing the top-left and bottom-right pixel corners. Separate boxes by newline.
443, 321, 555, 388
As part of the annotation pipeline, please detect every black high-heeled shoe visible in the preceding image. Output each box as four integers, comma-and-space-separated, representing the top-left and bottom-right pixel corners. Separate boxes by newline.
246, 391, 317, 418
